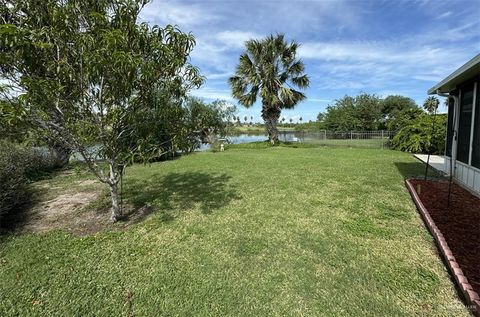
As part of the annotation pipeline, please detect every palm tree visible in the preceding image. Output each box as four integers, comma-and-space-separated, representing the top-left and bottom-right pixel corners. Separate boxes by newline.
229, 34, 310, 144
423, 96, 440, 114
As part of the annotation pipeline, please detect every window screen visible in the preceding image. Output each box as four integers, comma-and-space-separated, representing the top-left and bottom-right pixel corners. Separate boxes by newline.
472, 80, 480, 168
457, 83, 474, 164
445, 97, 455, 157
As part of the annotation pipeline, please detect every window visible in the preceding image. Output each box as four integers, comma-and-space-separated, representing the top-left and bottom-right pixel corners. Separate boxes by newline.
457, 83, 474, 164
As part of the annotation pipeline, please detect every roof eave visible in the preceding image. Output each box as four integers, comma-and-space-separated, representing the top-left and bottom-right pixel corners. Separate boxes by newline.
428, 53, 480, 95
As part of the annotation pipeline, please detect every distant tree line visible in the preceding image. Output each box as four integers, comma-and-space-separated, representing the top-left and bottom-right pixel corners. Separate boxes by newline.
303, 93, 445, 154
314, 93, 419, 131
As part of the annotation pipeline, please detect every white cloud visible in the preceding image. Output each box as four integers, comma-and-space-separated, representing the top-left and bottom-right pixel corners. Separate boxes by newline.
299, 35, 475, 93
191, 30, 262, 74
140, 1, 219, 27
189, 87, 234, 101
203, 72, 231, 80
307, 98, 331, 103
216, 31, 262, 49
435, 11, 452, 19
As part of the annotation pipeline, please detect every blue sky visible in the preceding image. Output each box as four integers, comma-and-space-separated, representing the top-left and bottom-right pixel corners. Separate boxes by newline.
141, 0, 480, 122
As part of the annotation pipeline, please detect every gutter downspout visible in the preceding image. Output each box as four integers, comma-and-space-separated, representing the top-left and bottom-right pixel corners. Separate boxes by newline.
437, 89, 459, 206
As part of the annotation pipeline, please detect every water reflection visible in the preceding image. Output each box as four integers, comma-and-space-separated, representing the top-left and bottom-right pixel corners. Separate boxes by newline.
198, 131, 301, 151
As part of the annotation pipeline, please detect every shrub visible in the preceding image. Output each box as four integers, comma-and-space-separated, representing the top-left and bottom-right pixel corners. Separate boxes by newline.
0, 141, 29, 218
0, 141, 58, 220
391, 114, 446, 154
23, 147, 58, 179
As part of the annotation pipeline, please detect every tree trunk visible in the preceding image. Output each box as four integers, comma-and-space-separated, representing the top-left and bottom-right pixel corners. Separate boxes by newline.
109, 181, 121, 222
52, 144, 72, 167
205, 128, 217, 146
46, 139, 72, 168
268, 119, 279, 145
108, 164, 122, 222
262, 106, 281, 145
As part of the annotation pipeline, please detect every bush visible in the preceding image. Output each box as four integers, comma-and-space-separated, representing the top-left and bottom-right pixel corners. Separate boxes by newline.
23, 147, 58, 179
0, 141, 58, 220
391, 114, 446, 154
0, 141, 29, 218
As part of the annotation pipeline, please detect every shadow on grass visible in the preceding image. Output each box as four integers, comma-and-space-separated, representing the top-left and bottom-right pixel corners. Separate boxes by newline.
394, 161, 443, 180
123, 171, 241, 223
0, 200, 33, 235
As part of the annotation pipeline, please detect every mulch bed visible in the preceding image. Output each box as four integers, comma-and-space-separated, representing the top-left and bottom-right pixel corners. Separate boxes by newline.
407, 179, 480, 314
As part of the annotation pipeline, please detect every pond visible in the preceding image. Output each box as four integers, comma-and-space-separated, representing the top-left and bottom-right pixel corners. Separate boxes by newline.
198, 131, 302, 151
199, 130, 394, 151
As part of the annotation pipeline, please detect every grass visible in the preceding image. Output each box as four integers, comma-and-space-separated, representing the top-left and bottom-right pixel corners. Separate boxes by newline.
0, 146, 470, 316
305, 138, 390, 148
226, 139, 389, 150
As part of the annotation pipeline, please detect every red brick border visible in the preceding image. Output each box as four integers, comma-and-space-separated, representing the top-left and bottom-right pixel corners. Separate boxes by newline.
406, 179, 480, 316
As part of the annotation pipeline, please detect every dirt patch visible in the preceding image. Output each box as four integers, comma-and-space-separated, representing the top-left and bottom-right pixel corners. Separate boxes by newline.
76, 179, 98, 187
15, 191, 109, 235
2, 187, 155, 236
409, 179, 480, 297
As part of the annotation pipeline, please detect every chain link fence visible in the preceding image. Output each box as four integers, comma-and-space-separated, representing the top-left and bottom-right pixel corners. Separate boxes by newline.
278, 130, 396, 149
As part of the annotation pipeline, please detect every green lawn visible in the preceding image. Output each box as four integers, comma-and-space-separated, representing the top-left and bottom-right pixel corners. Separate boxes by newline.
0, 146, 469, 316
304, 138, 389, 148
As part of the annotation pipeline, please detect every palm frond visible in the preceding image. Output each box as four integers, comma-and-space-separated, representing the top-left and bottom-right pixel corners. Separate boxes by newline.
238, 85, 259, 107
291, 74, 309, 89
280, 87, 306, 109
229, 75, 248, 98
287, 60, 304, 76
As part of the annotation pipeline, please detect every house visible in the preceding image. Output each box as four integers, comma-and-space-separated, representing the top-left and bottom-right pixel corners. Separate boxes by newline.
428, 53, 480, 195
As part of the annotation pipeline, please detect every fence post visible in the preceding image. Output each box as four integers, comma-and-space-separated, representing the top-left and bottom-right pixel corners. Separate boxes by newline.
381, 130, 384, 149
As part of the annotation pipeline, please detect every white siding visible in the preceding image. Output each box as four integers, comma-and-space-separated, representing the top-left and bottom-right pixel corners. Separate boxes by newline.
474, 169, 480, 191
444, 157, 480, 196
468, 168, 475, 187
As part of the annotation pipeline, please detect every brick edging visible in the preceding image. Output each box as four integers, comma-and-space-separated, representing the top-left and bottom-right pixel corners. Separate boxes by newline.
405, 179, 480, 316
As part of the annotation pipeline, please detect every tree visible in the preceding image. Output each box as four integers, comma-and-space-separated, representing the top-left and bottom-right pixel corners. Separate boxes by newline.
386, 108, 424, 131
391, 114, 446, 154
0, 97, 30, 143
299, 117, 303, 122
423, 96, 440, 114
289, 118, 293, 123
244, 116, 248, 123
179, 98, 232, 153
382, 95, 417, 117
319, 94, 420, 131
229, 34, 310, 144
1, 0, 203, 222
321, 94, 385, 131
381, 95, 418, 131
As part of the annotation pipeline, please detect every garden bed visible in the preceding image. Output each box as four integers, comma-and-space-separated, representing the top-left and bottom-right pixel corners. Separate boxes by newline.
406, 179, 480, 316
